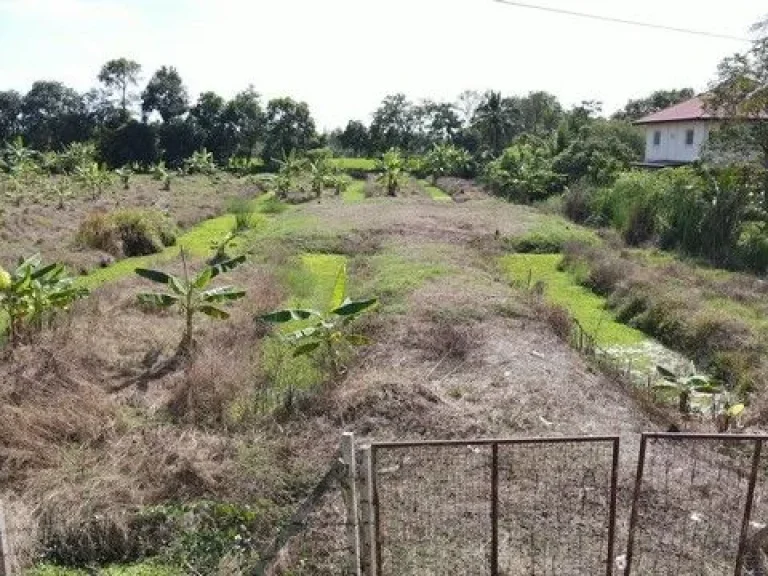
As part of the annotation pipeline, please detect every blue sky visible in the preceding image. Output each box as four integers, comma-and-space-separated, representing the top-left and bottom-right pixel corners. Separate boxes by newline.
0, 0, 763, 129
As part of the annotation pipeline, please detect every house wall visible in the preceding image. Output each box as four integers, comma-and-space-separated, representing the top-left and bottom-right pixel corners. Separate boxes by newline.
643, 121, 713, 163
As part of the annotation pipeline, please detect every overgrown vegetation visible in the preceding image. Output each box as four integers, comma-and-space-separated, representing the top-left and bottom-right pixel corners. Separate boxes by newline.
77, 209, 178, 258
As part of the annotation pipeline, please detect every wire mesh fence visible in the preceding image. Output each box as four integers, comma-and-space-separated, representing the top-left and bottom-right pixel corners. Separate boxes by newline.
370, 437, 619, 576
372, 442, 492, 575
625, 434, 766, 576
497, 439, 618, 576
264, 484, 353, 576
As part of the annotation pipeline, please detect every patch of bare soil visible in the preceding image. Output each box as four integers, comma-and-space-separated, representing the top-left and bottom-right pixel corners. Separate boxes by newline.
436, 176, 489, 201
300, 194, 545, 246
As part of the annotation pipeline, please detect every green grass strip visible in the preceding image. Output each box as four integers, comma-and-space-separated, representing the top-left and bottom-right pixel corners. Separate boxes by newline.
500, 253, 645, 347
420, 180, 452, 202
343, 180, 366, 203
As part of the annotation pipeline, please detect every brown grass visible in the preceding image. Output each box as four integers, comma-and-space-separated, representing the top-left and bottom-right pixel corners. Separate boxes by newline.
0, 174, 251, 273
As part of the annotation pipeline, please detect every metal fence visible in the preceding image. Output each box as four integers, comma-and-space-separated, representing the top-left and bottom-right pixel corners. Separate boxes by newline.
368, 436, 620, 576
625, 433, 767, 576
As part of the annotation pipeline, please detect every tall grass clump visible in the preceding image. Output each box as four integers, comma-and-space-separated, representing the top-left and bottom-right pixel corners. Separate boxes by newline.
77, 209, 177, 258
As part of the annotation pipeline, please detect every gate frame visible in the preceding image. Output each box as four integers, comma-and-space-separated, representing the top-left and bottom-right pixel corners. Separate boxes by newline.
369, 435, 621, 576
624, 432, 767, 576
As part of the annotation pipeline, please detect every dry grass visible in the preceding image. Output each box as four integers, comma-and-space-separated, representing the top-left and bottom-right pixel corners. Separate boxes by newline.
0, 174, 254, 272
2, 186, 746, 572
562, 242, 768, 395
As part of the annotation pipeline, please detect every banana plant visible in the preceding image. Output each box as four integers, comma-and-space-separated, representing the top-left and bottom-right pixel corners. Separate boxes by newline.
260, 265, 377, 376
0, 255, 88, 346
183, 148, 216, 175
74, 162, 113, 200
715, 392, 746, 432
653, 365, 722, 415
135, 250, 246, 355
376, 148, 404, 197
308, 159, 328, 198
46, 178, 74, 209
273, 150, 305, 199
115, 166, 133, 190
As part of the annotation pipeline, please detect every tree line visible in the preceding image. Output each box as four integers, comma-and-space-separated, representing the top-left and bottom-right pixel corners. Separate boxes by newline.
0, 56, 697, 172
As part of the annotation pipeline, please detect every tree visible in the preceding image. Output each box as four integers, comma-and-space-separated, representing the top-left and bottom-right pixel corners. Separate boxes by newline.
98, 58, 142, 114
472, 91, 523, 157
190, 91, 239, 162
337, 120, 369, 156
416, 100, 462, 148
456, 90, 482, 127
222, 86, 265, 158
99, 119, 158, 167
21, 81, 91, 150
158, 118, 204, 168
369, 94, 416, 153
190, 91, 225, 132
706, 30, 768, 164
0, 90, 22, 143
519, 91, 563, 136
262, 97, 317, 167
141, 66, 189, 122
613, 88, 695, 121
553, 120, 643, 185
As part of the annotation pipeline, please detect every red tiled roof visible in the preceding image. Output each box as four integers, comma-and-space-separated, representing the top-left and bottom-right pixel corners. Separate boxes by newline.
634, 95, 768, 125
634, 96, 719, 124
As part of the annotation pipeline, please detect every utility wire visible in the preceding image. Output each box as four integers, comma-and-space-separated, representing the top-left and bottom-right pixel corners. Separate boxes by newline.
493, 0, 751, 42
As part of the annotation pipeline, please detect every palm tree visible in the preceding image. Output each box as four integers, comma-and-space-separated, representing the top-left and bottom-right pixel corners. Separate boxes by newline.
473, 91, 522, 157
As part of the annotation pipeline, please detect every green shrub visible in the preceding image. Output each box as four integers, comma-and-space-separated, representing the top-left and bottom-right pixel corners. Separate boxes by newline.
258, 195, 288, 214
483, 141, 564, 203
77, 209, 177, 258
562, 184, 594, 223
738, 222, 768, 274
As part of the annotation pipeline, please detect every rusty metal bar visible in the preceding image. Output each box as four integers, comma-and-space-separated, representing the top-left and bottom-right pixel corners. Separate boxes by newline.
606, 437, 620, 576
624, 433, 649, 576
371, 435, 620, 449
371, 445, 382, 576
490, 443, 499, 576
735, 438, 763, 576
642, 433, 768, 441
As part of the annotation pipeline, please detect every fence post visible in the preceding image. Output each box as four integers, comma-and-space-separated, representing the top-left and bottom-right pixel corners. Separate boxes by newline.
341, 433, 362, 576
358, 446, 376, 576
735, 438, 763, 576
490, 443, 499, 576
0, 500, 14, 576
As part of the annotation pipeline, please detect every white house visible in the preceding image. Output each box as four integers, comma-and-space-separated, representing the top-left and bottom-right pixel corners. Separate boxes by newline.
634, 96, 719, 166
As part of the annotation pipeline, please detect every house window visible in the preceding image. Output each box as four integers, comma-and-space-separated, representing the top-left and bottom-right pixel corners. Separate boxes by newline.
653, 131, 661, 146
685, 129, 695, 146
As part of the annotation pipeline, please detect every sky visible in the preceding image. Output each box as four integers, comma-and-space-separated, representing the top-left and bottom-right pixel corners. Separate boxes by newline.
0, 0, 764, 130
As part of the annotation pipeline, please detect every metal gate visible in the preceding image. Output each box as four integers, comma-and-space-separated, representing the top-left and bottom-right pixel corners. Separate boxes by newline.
625, 433, 767, 576
366, 436, 620, 576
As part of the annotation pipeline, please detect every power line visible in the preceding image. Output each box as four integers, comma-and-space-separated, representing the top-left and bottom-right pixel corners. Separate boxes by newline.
492, 0, 751, 42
